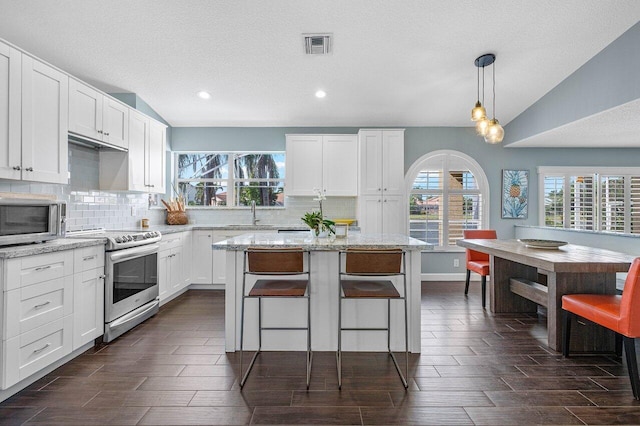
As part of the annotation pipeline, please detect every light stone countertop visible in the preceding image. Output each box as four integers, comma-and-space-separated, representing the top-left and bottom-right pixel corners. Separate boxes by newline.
125, 224, 311, 235
0, 238, 106, 259
212, 232, 431, 251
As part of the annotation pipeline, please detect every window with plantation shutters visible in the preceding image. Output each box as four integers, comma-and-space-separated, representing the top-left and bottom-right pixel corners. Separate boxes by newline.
408, 151, 489, 249
538, 167, 640, 236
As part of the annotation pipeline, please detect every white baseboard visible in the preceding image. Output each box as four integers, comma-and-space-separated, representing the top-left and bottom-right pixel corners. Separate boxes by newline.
189, 283, 225, 290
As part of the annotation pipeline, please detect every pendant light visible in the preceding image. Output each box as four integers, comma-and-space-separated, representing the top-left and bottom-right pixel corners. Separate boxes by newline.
484, 56, 504, 144
471, 63, 486, 121
472, 53, 504, 144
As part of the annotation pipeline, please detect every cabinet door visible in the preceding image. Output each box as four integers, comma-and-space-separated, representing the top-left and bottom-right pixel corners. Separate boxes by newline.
21, 56, 68, 184
68, 78, 103, 141
182, 230, 192, 287
147, 119, 166, 193
192, 231, 213, 284
358, 196, 383, 234
0, 41, 21, 180
170, 246, 183, 292
382, 130, 405, 195
73, 268, 104, 349
322, 135, 358, 196
128, 109, 148, 191
382, 195, 406, 235
358, 130, 383, 196
103, 98, 129, 149
158, 249, 169, 302
285, 135, 323, 196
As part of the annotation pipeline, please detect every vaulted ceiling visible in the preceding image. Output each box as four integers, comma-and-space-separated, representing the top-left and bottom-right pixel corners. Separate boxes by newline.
0, 0, 638, 137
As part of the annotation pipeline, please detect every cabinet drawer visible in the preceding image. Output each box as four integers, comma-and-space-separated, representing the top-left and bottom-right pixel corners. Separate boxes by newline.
5, 251, 74, 291
4, 277, 73, 339
74, 245, 105, 273
3, 316, 73, 389
158, 233, 182, 251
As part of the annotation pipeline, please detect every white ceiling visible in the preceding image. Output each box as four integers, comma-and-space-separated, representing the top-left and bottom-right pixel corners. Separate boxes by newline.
0, 0, 639, 133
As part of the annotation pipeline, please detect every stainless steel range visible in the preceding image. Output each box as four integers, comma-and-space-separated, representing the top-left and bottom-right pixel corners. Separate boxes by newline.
69, 229, 162, 342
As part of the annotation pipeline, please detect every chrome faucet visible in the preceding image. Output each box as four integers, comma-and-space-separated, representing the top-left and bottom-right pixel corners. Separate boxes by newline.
251, 200, 259, 225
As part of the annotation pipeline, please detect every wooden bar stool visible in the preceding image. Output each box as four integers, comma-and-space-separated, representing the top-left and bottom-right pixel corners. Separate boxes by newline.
239, 248, 312, 388
337, 248, 408, 389
463, 229, 497, 308
562, 258, 640, 399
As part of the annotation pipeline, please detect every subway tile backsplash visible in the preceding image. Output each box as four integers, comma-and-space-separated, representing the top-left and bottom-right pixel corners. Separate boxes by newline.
3, 144, 357, 231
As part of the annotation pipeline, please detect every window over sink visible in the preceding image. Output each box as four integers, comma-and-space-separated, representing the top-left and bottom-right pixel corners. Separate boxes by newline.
174, 152, 285, 207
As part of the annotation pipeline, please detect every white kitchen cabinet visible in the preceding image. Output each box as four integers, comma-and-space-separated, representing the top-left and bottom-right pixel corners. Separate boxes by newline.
69, 79, 129, 149
0, 53, 70, 185
358, 129, 406, 234
359, 129, 405, 196
99, 109, 166, 194
72, 245, 105, 350
21, 55, 69, 184
0, 40, 22, 181
158, 232, 186, 303
1, 249, 78, 389
191, 231, 213, 285
285, 134, 358, 196
181, 230, 192, 288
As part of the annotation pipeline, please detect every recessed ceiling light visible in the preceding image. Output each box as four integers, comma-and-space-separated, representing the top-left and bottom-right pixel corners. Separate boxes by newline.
315, 90, 326, 98
197, 91, 211, 99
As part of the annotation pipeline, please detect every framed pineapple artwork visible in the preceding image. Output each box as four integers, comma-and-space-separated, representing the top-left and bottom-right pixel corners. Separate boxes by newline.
502, 169, 528, 219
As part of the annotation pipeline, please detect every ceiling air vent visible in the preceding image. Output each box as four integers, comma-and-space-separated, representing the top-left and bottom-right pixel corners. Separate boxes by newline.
303, 34, 332, 55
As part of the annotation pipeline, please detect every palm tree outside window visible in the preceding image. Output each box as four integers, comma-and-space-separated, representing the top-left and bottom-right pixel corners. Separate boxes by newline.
175, 152, 285, 207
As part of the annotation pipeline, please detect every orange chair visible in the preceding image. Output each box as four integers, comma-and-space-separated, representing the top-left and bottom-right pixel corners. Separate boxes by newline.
463, 229, 497, 308
562, 258, 640, 399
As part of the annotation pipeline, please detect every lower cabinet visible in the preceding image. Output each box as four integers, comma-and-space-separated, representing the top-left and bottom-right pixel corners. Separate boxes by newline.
191, 231, 213, 284
72, 267, 104, 350
158, 232, 188, 303
1, 244, 104, 390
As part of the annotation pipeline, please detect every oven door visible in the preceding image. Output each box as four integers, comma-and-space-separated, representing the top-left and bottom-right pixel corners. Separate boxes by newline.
105, 244, 159, 323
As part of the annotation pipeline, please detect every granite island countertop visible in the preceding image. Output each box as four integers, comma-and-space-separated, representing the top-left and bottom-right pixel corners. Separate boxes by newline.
212, 232, 431, 251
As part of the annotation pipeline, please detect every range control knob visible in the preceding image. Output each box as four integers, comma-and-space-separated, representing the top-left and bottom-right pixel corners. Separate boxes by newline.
115, 237, 122, 243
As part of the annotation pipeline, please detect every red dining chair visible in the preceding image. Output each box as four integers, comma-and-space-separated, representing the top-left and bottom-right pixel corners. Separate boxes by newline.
562, 258, 640, 399
463, 229, 497, 308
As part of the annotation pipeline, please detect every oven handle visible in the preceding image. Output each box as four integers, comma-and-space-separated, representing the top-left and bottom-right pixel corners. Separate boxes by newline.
109, 299, 160, 329
108, 244, 159, 262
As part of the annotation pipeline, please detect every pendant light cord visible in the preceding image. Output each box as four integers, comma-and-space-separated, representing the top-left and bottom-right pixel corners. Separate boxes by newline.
492, 61, 496, 119
476, 65, 480, 101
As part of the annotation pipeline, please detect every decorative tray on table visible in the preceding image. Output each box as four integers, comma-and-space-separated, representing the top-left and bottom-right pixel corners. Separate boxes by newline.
518, 239, 568, 249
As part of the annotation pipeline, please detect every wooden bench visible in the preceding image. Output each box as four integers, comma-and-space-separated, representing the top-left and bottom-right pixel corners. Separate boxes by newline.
509, 277, 549, 307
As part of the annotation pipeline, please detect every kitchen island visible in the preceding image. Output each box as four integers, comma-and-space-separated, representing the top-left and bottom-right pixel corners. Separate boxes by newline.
213, 232, 430, 353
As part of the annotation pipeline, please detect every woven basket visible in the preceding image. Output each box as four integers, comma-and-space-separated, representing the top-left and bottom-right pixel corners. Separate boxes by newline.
166, 211, 188, 225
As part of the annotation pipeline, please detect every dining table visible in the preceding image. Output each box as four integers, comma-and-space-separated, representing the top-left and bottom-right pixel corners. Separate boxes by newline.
456, 238, 636, 352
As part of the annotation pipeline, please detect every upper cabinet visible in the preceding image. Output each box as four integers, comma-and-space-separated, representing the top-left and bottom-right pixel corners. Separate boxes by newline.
359, 129, 405, 196
0, 41, 22, 181
99, 109, 166, 193
1, 41, 69, 184
358, 129, 406, 234
69, 79, 128, 150
285, 134, 358, 196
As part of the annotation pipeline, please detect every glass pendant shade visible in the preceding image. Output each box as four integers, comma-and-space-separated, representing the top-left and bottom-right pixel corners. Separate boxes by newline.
475, 117, 490, 136
471, 101, 486, 121
484, 119, 504, 144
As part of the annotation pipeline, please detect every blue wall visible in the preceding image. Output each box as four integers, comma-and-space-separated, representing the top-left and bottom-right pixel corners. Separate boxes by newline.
171, 125, 640, 242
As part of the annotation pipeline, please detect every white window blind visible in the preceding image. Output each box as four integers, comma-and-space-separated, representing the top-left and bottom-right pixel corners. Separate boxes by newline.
539, 167, 640, 236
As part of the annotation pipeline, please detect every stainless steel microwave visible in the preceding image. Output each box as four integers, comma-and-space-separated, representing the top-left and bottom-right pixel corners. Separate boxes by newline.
0, 198, 66, 246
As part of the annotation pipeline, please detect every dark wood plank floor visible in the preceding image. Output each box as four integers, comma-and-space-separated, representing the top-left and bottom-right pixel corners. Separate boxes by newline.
2, 282, 640, 425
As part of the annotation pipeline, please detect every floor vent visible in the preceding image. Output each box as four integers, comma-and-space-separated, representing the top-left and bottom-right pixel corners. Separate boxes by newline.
303, 34, 332, 55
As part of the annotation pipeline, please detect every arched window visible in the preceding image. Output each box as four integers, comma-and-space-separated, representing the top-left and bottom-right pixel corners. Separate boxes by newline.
406, 150, 490, 250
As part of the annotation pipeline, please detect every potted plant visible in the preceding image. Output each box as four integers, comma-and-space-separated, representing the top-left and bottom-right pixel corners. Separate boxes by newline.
301, 189, 335, 237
